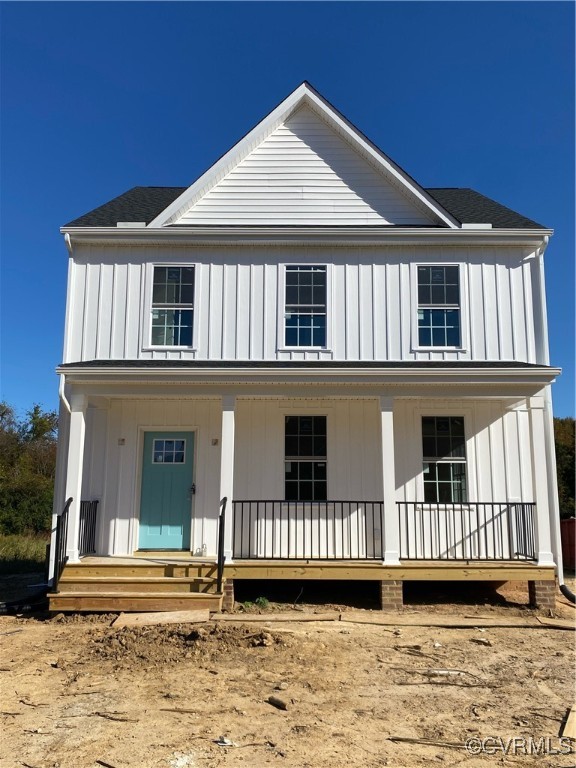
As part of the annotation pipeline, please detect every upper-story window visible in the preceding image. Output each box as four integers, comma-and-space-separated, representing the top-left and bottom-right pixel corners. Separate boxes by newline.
151, 266, 195, 346
285, 265, 327, 347
417, 266, 460, 347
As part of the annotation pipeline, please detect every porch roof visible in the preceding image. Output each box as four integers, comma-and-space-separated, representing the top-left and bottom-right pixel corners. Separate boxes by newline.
59, 360, 556, 370
57, 359, 560, 397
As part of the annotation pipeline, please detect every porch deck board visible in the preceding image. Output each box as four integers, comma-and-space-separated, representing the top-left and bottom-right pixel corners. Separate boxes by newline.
224, 559, 555, 581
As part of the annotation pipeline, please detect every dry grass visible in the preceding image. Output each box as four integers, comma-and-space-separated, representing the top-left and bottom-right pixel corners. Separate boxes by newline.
0, 533, 49, 574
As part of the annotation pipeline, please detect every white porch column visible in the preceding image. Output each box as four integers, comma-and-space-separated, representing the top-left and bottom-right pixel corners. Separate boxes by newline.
219, 395, 236, 562
528, 396, 554, 566
380, 396, 400, 564
64, 394, 87, 563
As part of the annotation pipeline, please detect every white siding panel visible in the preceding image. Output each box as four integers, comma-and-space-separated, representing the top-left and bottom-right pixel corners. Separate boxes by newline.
234, 399, 381, 502
66, 245, 540, 365
393, 398, 528, 505
235, 265, 250, 359
468, 261, 486, 359
345, 264, 360, 359
510, 262, 528, 362
222, 264, 236, 359
96, 264, 114, 358
176, 106, 435, 226
359, 263, 373, 360
93, 398, 222, 556
124, 262, 143, 358
84, 396, 535, 558
495, 262, 513, 360
482, 260, 499, 359
522, 261, 536, 363
386, 262, 401, 359
208, 264, 224, 359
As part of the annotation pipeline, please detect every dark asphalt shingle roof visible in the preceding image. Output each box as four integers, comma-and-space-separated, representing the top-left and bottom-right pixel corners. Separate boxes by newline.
63, 185, 546, 230
58, 360, 553, 370
64, 187, 187, 228
425, 188, 544, 229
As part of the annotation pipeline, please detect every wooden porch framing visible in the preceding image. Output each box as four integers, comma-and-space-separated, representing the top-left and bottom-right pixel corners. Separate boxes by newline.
47, 553, 555, 613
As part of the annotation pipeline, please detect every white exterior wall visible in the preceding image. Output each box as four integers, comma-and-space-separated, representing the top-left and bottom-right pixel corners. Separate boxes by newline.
83, 397, 537, 558
86, 398, 223, 557
175, 106, 435, 226
64, 244, 542, 365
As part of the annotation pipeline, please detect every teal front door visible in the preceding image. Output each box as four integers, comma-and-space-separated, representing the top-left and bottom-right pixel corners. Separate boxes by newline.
138, 431, 194, 550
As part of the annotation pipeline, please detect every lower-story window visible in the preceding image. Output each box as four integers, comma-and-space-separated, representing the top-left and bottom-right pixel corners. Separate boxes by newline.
285, 415, 327, 501
422, 416, 467, 502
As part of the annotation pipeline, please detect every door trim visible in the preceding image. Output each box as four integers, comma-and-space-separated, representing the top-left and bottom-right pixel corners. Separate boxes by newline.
133, 426, 198, 553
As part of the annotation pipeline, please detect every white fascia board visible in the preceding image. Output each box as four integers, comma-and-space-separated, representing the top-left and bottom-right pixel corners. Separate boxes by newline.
60, 226, 554, 249
145, 83, 460, 230
57, 365, 561, 387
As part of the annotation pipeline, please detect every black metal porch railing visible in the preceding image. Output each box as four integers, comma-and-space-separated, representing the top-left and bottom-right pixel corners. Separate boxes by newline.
79, 500, 99, 556
397, 501, 537, 561
54, 497, 73, 591
232, 500, 385, 560
216, 497, 227, 591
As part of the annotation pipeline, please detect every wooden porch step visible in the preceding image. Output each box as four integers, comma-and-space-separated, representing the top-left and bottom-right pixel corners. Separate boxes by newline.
57, 576, 217, 594
48, 591, 223, 613
63, 563, 218, 579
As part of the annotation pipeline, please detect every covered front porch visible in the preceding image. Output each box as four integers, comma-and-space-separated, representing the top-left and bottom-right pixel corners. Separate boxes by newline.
50, 361, 560, 611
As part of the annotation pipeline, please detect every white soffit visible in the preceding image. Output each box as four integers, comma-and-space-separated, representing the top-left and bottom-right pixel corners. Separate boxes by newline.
148, 84, 460, 229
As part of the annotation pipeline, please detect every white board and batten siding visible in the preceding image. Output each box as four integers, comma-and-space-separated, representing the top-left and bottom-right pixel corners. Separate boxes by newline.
89, 398, 223, 557
84, 397, 537, 558
174, 106, 436, 227
65, 245, 544, 365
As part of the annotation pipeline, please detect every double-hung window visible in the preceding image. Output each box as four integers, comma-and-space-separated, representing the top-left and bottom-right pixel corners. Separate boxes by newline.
417, 266, 461, 347
285, 416, 327, 501
422, 416, 467, 502
151, 266, 195, 346
285, 265, 327, 348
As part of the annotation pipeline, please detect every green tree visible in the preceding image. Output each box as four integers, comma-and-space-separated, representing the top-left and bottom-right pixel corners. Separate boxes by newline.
0, 402, 58, 534
554, 417, 575, 519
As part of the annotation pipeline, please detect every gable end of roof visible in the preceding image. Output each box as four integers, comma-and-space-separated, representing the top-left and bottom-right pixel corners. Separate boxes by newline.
63, 186, 547, 230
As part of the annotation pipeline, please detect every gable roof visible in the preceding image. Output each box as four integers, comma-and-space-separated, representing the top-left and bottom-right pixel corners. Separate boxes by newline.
63, 185, 546, 230
146, 83, 460, 228
171, 104, 441, 226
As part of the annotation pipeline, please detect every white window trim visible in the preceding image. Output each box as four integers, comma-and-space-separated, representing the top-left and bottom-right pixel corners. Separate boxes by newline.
410, 262, 469, 353
277, 262, 333, 352
283, 413, 329, 502
413, 404, 477, 503
142, 263, 199, 351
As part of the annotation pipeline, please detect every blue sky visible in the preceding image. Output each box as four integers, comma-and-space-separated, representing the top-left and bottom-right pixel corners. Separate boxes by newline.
0, 2, 574, 417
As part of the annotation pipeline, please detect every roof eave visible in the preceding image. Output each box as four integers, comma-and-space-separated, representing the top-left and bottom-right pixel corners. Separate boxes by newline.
57, 363, 561, 388
60, 225, 554, 248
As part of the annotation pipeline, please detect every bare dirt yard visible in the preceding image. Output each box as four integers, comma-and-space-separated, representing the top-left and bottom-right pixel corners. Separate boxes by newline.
0, 579, 574, 768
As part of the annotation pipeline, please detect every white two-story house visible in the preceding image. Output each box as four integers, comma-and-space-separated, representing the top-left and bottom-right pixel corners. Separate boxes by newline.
49, 83, 562, 613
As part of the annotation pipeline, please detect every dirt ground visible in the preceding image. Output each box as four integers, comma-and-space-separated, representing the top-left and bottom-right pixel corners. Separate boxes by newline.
0, 578, 574, 768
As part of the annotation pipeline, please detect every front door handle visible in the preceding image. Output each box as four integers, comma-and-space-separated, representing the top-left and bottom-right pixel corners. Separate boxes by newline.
189, 484, 196, 495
